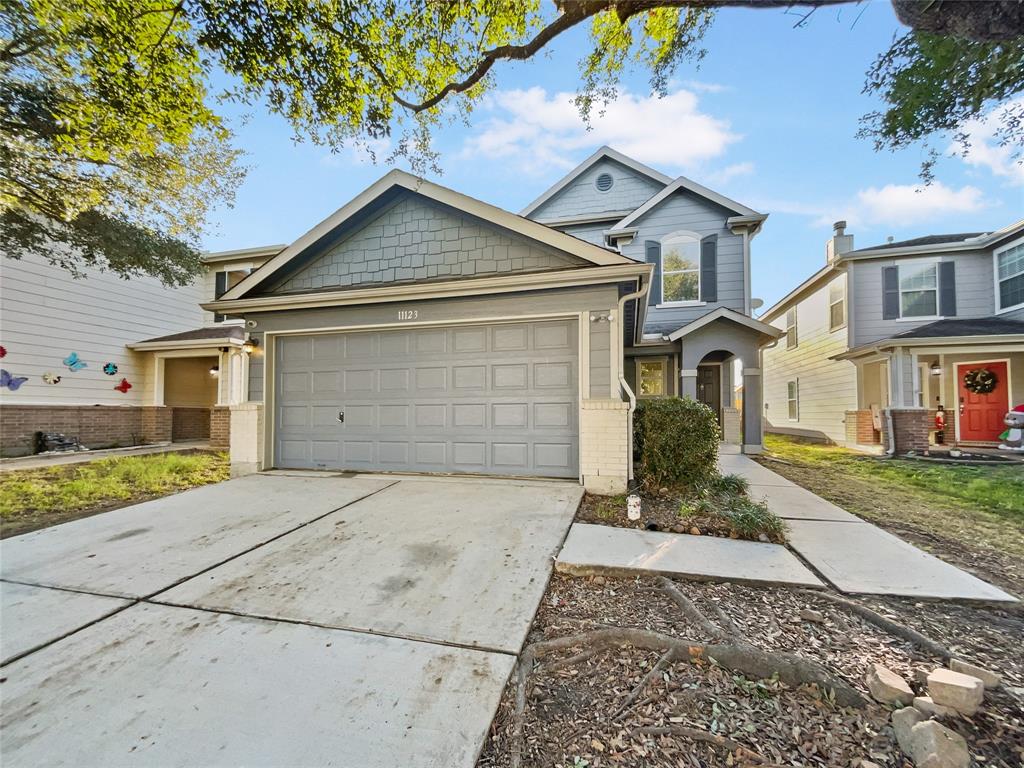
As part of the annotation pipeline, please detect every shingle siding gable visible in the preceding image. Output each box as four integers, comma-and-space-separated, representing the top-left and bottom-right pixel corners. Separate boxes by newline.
273, 196, 586, 294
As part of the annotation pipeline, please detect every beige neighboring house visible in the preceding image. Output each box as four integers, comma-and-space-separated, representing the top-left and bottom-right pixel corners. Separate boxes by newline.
761, 220, 1024, 452
0, 246, 278, 456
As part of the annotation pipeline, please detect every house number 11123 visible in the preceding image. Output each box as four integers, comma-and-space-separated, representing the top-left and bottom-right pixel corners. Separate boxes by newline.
397, 309, 419, 320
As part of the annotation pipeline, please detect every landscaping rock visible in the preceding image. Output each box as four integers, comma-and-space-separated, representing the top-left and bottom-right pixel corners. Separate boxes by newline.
799, 608, 825, 623
868, 663, 915, 705
689, 526, 701, 536
914, 696, 956, 718
592, 576, 606, 587
893, 709, 969, 768
892, 706, 924, 752
949, 659, 1001, 689
927, 668, 984, 716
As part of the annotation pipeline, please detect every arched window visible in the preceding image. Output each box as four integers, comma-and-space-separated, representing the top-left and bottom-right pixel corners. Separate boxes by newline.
661, 231, 701, 303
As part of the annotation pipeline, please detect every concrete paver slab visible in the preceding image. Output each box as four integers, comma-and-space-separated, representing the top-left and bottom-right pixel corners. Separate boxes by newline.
717, 454, 796, 487
159, 478, 582, 653
556, 523, 824, 588
0, 582, 130, 664
786, 519, 1018, 602
748, 483, 863, 522
0, 602, 514, 768
0, 475, 392, 598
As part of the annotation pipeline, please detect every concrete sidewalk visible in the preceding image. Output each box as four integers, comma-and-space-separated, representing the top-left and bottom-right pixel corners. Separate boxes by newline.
720, 453, 1018, 603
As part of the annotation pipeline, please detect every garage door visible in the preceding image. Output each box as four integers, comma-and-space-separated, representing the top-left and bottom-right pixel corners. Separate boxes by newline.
274, 320, 579, 477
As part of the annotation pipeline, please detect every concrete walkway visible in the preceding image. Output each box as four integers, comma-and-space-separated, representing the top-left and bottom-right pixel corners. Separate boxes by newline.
720, 453, 1018, 603
0, 440, 212, 473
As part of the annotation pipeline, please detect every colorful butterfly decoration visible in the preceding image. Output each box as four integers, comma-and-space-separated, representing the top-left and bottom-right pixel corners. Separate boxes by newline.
103, 362, 118, 375
114, 378, 132, 393
0, 345, 6, 358
63, 352, 87, 372
43, 372, 62, 385
1, 369, 28, 391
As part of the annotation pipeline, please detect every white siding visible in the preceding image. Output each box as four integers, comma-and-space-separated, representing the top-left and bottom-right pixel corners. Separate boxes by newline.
0, 253, 204, 406
762, 274, 857, 444
851, 251, 998, 346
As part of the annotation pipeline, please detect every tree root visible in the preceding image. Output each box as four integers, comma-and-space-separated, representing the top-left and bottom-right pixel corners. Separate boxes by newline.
635, 724, 778, 765
657, 576, 726, 638
610, 647, 675, 722
801, 589, 952, 660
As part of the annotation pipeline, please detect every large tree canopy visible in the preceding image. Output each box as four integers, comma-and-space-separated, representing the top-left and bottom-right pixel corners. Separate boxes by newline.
2, 0, 1022, 284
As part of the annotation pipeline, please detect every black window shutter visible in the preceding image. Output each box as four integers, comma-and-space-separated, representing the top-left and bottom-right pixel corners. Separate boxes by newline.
700, 234, 718, 303
882, 266, 900, 320
214, 271, 227, 323
938, 261, 957, 317
645, 240, 662, 306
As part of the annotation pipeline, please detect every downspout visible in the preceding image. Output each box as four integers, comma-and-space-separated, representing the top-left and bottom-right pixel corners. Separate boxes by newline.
617, 280, 649, 482
871, 345, 897, 456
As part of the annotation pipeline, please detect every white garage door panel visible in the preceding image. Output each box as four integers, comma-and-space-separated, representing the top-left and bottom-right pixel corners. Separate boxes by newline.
274, 320, 579, 478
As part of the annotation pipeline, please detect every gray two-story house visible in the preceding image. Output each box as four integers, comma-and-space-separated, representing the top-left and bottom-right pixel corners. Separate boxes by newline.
761, 220, 1024, 452
207, 147, 780, 492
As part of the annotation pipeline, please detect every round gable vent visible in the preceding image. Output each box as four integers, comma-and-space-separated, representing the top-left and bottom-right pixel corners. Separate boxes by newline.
595, 172, 614, 192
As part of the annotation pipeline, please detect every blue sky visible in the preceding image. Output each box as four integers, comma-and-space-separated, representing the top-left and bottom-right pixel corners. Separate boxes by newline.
203, 1, 1023, 309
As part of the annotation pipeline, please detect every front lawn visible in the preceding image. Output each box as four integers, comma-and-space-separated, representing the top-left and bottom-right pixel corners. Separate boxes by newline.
0, 450, 229, 538
756, 435, 1024, 592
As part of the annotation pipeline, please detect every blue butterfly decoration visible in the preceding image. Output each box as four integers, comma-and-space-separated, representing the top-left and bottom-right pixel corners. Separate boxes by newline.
63, 352, 87, 372
103, 362, 118, 375
1, 369, 29, 391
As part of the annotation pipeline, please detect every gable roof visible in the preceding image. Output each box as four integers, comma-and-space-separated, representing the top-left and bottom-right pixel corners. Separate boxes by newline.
842, 219, 1024, 260
642, 307, 782, 344
890, 317, 1024, 340
608, 176, 763, 234
519, 146, 672, 218
221, 169, 636, 301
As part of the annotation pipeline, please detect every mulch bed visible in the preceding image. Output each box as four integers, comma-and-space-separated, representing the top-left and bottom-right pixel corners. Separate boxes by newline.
478, 574, 1024, 768
577, 492, 763, 541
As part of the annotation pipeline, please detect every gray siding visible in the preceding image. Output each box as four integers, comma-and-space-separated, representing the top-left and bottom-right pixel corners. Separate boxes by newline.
245, 286, 621, 402
620, 191, 746, 328
851, 251, 997, 346
558, 222, 611, 246
276, 196, 583, 294
530, 159, 663, 222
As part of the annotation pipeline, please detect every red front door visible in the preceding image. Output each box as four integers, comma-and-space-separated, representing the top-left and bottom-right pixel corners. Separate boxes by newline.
957, 361, 1009, 442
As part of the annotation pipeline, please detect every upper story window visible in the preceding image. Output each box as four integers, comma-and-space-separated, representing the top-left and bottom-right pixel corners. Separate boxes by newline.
899, 261, 938, 318
785, 307, 798, 349
996, 240, 1024, 312
661, 231, 701, 304
213, 268, 250, 322
828, 278, 846, 331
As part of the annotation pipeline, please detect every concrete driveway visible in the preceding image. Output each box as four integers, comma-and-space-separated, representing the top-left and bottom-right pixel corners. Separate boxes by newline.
0, 473, 581, 767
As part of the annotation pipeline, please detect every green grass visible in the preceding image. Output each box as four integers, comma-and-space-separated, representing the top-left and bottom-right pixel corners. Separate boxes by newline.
0, 451, 229, 519
763, 435, 1024, 521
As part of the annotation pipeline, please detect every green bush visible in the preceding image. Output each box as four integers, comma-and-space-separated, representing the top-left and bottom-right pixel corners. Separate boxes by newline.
634, 397, 720, 491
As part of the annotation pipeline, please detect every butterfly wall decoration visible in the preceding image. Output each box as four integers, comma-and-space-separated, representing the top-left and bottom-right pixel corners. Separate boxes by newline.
0, 345, 6, 358
1, 369, 28, 391
103, 362, 118, 375
43, 372, 62, 385
63, 352, 87, 372
114, 378, 132, 393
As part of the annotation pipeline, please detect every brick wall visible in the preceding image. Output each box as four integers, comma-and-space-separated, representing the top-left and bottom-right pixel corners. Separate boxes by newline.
580, 399, 629, 495
844, 409, 878, 446
141, 406, 172, 444
0, 405, 146, 457
880, 408, 930, 453
210, 406, 230, 449
171, 407, 211, 441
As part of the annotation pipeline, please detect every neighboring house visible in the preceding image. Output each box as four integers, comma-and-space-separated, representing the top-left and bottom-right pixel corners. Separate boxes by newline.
0, 247, 279, 456
761, 220, 1024, 452
207, 147, 780, 493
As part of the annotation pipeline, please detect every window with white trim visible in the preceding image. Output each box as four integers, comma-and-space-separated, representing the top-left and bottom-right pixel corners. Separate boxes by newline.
787, 380, 799, 421
899, 262, 938, 318
785, 307, 798, 349
828, 279, 846, 331
213, 268, 251, 323
661, 231, 701, 303
637, 359, 666, 397
996, 241, 1024, 311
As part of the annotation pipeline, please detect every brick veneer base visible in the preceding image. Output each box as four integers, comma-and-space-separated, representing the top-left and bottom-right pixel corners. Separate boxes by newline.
171, 407, 211, 441
845, 409, 879, 446
880, 408, 931, 453
210, 406, 230, 449
0, 405, 145, 457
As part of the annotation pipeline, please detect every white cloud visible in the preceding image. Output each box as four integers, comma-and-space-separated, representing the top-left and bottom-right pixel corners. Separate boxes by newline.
955, 97, 1024, 186
681, 80, 730, 94
704, 162, 755, 186
461, 86, 740, 175
845, 182, 988, 227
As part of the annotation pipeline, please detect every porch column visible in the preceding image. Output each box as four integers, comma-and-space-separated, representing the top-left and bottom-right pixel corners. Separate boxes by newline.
680, 369, 698, 398
742, 367, 763, 454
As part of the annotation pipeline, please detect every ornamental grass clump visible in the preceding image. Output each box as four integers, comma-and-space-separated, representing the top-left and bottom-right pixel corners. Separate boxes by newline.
680, 471, 786, 543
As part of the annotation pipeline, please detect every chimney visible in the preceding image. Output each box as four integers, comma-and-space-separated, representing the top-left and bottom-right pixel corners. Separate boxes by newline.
826, 220, 853, 264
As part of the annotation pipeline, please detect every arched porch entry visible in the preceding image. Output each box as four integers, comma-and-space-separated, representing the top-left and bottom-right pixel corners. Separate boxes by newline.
667, 309, 783, 454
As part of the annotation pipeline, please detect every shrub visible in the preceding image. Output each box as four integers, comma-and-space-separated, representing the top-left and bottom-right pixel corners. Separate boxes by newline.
698, 472, 749, 498
722, 496, 786, 541
634, 397, 720, 491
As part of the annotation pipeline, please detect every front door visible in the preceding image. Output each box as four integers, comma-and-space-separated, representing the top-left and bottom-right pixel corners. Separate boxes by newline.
957, 360, 1009, 442
696, 365, 722, 426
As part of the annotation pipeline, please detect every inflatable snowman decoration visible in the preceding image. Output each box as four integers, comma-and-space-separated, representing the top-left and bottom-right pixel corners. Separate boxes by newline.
998, 404, 1024, 452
